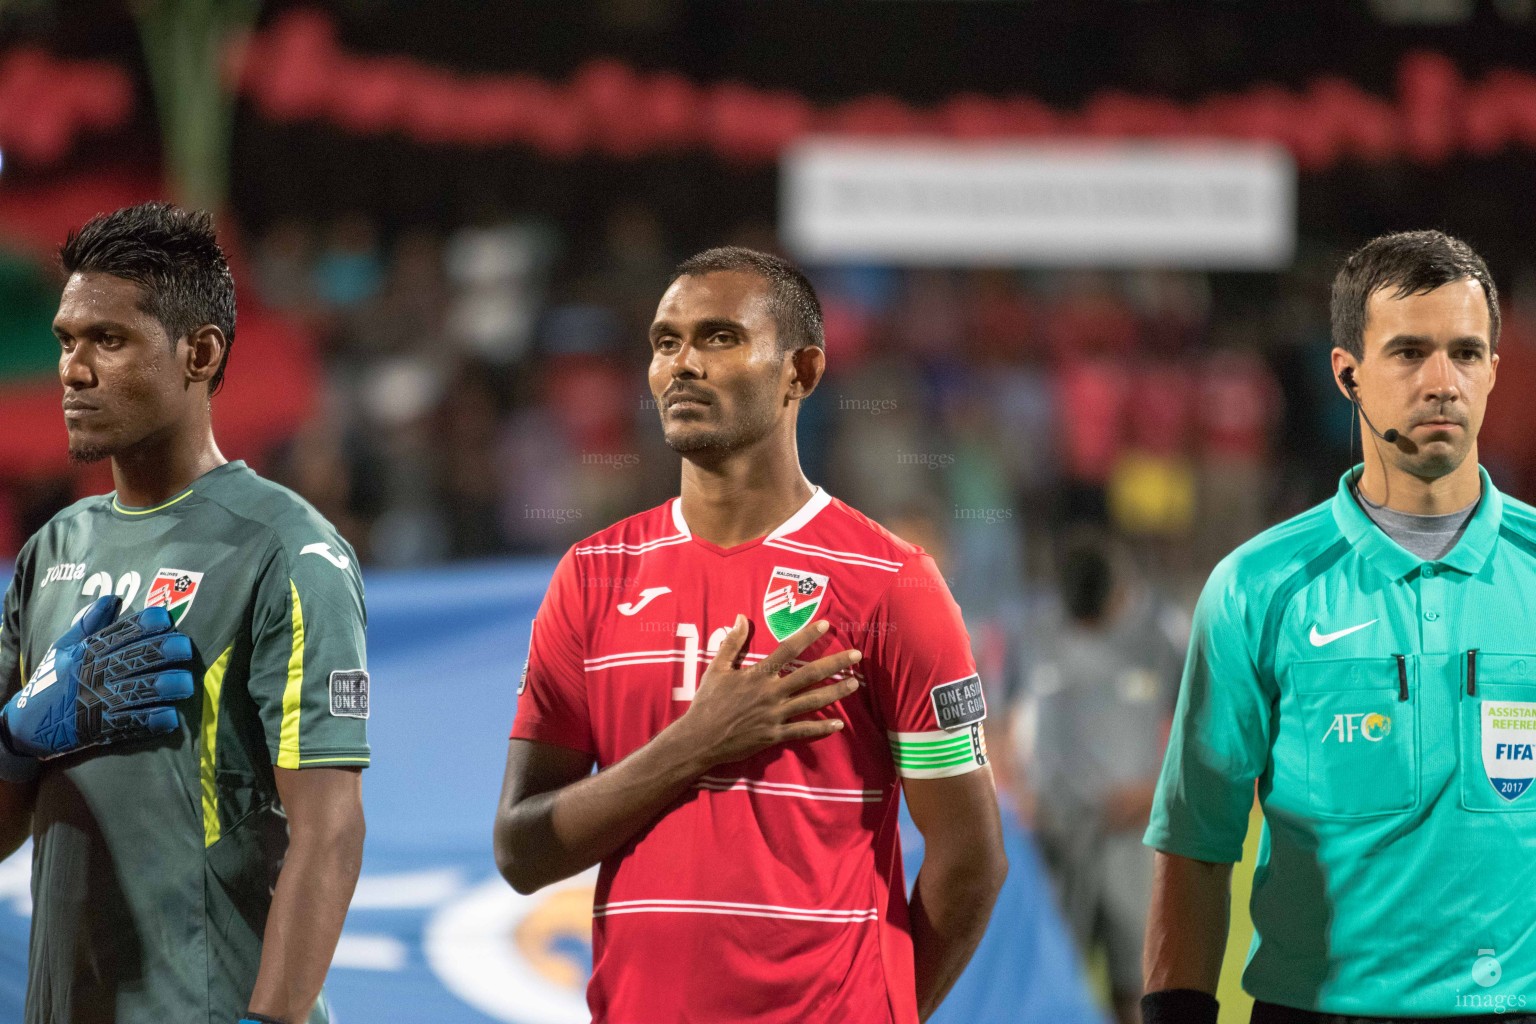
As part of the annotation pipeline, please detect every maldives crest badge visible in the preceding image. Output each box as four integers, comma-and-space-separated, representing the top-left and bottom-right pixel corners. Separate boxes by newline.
145, 568, 205, 626
763, 567, 830, 641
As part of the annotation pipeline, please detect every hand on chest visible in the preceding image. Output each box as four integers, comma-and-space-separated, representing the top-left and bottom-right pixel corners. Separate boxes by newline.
588, 567, 874, 742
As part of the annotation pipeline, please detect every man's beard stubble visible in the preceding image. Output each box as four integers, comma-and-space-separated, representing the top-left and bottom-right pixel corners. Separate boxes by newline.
661, 399, 778, 458
67, 440, 114, 464
1394, 441, 1468, 481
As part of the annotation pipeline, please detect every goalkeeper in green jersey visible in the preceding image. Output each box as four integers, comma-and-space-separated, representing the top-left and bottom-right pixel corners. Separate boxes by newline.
0, 203, 370, 1024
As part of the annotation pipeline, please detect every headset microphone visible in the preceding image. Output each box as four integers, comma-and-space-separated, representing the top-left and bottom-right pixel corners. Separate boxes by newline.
1339, 367, 1401, 444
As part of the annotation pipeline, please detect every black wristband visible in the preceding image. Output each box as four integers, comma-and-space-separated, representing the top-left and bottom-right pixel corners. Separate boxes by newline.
1141, 989, 1219, 1024
241, 1014, 290, 1024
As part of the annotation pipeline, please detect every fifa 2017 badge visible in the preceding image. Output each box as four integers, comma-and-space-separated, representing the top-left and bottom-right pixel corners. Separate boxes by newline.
145, 568, 205, 626
1482, 700, 1536, 801
763, 567, 830, 641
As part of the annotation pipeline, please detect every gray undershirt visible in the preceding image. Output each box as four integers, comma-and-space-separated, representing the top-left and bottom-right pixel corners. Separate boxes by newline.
1355, 487, 1480, 561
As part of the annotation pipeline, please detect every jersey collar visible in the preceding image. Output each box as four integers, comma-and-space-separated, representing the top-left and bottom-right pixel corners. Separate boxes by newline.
669, 486, 832, 554
1331, 463, 1503, 580
108, 460, 246, 519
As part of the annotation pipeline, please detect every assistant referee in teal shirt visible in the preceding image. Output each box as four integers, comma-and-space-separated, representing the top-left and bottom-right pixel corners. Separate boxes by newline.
1142, 231, 1536, 1024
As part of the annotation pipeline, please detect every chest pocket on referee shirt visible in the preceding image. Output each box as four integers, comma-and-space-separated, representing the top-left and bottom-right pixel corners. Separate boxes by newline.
1459, 653, 1536, 813
1291, 656, 1419, 818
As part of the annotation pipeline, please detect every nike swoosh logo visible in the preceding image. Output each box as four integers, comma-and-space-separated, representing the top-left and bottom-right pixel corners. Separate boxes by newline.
1309, 619, 1379, 647
301, 542, 350, 569
617, 587, 671, 616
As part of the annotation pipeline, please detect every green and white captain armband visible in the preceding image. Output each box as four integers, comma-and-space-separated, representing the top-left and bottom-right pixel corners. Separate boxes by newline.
888, 725, 988, 779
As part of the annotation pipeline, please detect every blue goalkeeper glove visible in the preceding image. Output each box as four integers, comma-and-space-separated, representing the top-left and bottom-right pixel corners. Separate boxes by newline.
0, 594, 195, 761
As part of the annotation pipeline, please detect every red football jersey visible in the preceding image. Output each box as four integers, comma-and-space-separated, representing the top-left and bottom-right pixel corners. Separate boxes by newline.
511, 488, 988, 1024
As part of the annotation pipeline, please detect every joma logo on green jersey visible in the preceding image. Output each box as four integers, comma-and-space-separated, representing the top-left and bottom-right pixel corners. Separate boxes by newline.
39, 562, 86, 588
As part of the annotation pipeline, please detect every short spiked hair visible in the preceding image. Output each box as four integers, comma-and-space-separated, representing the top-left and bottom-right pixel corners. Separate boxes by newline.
60, 201, 237, 394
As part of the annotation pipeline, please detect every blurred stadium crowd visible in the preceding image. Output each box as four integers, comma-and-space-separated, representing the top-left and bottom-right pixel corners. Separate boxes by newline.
13, 202, 1536, 606
227, 208, 1536, 589
5, 1, 1536, 613
248, 208, 1275, 587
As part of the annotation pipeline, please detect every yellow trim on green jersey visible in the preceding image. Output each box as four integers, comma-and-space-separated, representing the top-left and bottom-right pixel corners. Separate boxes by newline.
111, 488, 196, 516
200, 645, 235, 847
277, 581, 305, 769
9, 459, 368, 1020
297, 755, 371, 766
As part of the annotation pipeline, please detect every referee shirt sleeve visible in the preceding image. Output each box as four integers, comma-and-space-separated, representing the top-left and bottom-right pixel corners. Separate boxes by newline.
1144, 558, 1273, 864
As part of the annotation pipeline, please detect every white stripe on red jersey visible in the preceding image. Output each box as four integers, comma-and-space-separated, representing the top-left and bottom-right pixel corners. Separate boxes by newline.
693, 775, 885, 802
593, 899, 881, 923
512, 487, 986, 1024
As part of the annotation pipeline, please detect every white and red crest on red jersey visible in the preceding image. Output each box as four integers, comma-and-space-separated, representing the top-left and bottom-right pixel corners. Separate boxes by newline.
145, 567, 204, 626
762, 566, 829, 640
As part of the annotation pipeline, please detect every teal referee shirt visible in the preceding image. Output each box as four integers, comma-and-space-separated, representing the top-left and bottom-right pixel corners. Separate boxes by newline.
1147, 466, 1536, 1016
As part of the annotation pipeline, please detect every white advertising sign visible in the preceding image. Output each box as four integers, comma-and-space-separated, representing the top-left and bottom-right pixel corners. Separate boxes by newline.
781, 139, 1295, 268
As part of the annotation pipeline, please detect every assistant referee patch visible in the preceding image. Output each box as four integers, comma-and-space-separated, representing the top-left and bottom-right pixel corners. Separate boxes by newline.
329, 669, 370, 718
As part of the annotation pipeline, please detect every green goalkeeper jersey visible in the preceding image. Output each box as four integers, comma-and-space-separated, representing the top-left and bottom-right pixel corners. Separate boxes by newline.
0, 461, 370, 1024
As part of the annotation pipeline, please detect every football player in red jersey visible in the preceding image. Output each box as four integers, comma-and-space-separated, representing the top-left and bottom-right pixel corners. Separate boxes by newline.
494, 247, 1007, 1023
